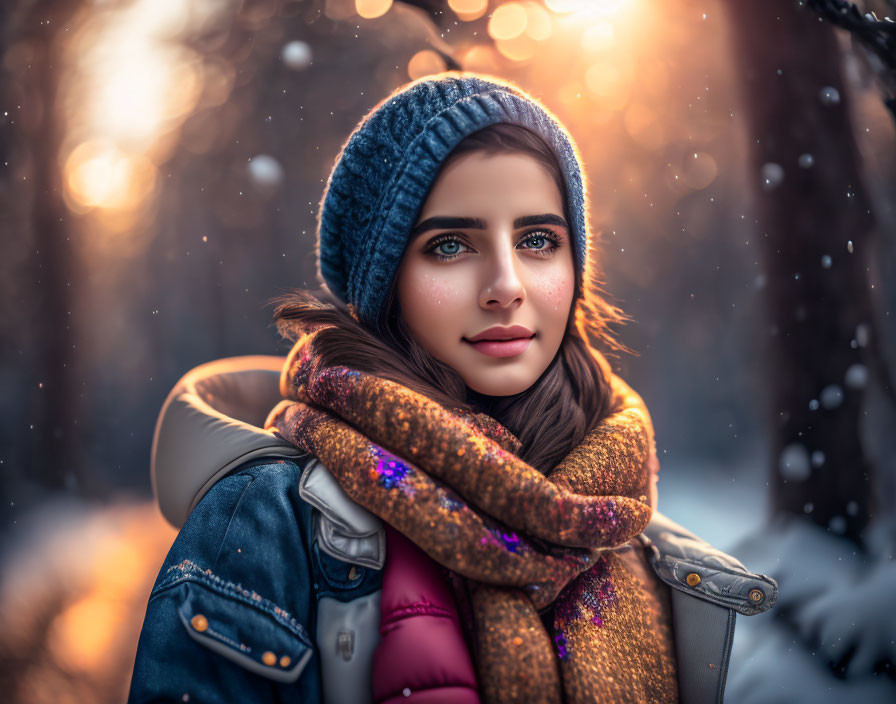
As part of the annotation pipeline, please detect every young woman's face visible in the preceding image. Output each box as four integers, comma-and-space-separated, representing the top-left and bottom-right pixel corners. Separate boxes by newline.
396, 150, 575, 397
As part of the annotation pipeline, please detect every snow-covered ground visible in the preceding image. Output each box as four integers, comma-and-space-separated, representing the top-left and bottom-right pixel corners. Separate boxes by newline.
660, 459, 896, 703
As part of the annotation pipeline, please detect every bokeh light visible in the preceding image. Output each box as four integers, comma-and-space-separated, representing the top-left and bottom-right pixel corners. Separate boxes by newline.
544, 0, 587, 13
59, 0, 233, 228
282, 40, 313, 71
496, 34, 538, 62
546, 0, 629, 15
50, 592, 121, 672
461, 44, 502, 73
356, 0, 393, 20
624, 102, 666, 151
64, 141, 157, 212
681, 151, 719, 190
408, 49, 448, 80
523, 3, 553, 41
488, 3, 529, 41
581, 21, 615, 52
449, 0, 489, 22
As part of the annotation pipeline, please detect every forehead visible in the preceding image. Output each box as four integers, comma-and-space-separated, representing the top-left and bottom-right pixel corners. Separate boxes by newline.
418, 151, 564, 220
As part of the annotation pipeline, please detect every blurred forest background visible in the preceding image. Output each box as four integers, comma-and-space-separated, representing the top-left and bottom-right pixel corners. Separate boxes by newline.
1, 0, 895, 701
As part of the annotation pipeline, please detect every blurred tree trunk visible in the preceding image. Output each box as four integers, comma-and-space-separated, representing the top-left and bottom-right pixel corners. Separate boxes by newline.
13, 0, 86, 491
724, 0, 887, 544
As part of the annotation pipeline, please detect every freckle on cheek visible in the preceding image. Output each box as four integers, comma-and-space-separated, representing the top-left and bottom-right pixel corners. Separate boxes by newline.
419, 278, 461, 305
535, 275, 572, 304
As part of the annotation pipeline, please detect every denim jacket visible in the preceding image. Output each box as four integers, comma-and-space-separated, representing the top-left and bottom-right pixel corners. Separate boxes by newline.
128, 357, 778, 704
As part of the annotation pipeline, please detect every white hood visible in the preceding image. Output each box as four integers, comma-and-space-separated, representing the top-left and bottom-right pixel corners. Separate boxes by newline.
150, 356, 303, 528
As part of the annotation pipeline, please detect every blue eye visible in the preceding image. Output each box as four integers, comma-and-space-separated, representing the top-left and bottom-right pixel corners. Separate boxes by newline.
426, 235, 470, 261
424, 230, 561, 262
436, 240, 462, 256
519, 230, 561, 256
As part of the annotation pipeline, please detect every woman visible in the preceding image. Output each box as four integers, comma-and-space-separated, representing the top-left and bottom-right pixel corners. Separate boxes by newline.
129, 74, 776, 704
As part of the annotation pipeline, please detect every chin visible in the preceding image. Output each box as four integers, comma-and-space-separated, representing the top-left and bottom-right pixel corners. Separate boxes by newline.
463, 371, 539, 397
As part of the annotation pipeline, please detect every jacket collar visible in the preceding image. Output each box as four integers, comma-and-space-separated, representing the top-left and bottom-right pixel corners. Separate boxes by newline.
152, 356, 305, 527
152, 357, 385, 566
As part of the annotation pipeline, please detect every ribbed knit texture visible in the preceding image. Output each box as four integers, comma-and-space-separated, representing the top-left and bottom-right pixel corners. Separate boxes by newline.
317, 73, 590, 327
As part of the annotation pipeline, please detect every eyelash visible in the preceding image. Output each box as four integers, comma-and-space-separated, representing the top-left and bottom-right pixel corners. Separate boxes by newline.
424, 230, 563, 262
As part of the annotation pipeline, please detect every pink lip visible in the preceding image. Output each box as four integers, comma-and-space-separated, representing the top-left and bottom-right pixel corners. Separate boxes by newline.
465, 337, 534, 358
463, 326, 536, 358
466, 325, 535, 342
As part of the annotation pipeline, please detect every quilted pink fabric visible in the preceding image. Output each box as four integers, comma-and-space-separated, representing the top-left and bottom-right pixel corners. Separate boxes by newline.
373, 526, 480, 704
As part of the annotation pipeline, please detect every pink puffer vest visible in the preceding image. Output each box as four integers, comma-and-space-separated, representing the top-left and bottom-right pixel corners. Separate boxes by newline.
372, 526, 480, 703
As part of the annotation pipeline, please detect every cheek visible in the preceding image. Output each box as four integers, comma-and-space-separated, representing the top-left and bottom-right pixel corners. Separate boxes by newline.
409, 275, 463, 311
400, 269, 469, 328
531, 270, 574, 309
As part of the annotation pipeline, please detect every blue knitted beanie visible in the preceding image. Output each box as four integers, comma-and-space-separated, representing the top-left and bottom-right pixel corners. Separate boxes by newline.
317, 72, 590, 327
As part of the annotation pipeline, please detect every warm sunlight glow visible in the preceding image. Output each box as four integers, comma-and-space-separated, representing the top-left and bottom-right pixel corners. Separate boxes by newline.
624, 102, 666, 150
581, 21, 615, 52
584, 61, 631, 110
355, 0, 393, 19
65, 141, 157, 211
461, 44, 502, 73
546, 0, 630, 16
408, 49, 447, 80
523, 2, 553, 41
35, 505, 179, 676
90, 50, 202, 145
449, 0, 488, 22
73, 0, 210, 147
51, 592, 123, 672
544, 0, 586, 12
496, 34, 538, 62
61, 0, 231, 224
585, 62, 622, 96
488, 3, 528, 41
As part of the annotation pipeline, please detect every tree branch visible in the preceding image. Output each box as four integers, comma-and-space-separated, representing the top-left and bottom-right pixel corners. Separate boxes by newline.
805, 0, 896, 119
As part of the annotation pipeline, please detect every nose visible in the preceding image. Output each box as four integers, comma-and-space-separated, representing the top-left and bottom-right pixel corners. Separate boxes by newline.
479, 239, 525, 310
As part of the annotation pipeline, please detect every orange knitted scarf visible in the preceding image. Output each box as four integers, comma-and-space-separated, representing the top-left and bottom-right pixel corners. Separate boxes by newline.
266, 328, 677, 703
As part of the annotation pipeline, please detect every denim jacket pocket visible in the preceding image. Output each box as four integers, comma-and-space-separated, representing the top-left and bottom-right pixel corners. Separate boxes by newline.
165, 561, 314, 683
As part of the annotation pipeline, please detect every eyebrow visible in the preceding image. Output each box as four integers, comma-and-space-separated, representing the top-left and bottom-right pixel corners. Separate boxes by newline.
410, 213, 569, 239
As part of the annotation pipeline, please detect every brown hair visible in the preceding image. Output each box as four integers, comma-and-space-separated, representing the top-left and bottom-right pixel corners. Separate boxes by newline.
273, 123, 632, 473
